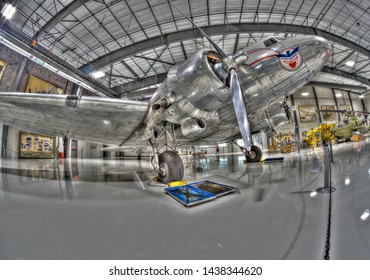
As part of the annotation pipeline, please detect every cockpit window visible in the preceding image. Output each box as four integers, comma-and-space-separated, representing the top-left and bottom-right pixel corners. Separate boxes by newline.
263, 38, 278, 47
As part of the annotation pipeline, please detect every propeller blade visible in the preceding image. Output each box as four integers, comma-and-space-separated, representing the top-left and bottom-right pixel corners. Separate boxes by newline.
230, 68, 252, 151
171, 4, 227, 59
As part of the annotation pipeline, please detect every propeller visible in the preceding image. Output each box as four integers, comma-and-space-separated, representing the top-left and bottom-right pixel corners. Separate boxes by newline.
172, 4, 253, 151
230, 68, 252, 150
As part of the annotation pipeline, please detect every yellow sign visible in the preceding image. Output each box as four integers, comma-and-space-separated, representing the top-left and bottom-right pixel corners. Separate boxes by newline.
19, 131, 56, 158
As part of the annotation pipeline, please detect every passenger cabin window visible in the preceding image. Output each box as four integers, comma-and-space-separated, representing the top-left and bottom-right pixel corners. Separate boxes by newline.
263, 38, 278, 47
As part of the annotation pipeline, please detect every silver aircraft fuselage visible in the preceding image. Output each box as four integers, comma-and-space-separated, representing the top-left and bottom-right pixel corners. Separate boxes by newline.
143, 35, 332, 145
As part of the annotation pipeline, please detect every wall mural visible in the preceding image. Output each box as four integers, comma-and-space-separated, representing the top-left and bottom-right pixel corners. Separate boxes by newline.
19, 131, 56, 159
339, 104, 353, 119
26, 75, 64, 94
298, 104, 317, 122
320, 105, 337, 121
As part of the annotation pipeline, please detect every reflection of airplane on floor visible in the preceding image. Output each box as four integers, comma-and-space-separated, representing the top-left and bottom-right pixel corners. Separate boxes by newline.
0, 11, 332, 183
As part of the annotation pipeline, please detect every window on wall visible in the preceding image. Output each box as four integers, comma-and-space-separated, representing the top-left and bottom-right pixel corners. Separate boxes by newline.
0, 59, 7, 83
26, 75, 64, 94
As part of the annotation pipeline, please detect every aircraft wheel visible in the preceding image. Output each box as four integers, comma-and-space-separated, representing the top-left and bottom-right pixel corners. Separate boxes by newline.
157, 151, 184, 184
244, 145, 262, 162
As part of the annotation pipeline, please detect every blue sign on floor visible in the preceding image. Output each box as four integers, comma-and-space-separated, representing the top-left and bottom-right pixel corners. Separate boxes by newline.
165, 181, 239, 207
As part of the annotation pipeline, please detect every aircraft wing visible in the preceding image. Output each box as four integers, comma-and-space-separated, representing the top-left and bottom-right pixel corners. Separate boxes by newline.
0, 92, 149, 145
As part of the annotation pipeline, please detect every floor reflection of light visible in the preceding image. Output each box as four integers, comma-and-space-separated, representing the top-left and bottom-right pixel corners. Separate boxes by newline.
368, 169, 370, 175
345, 177, 350, 185
361, 210, 370, 221
310, 191, 317, 197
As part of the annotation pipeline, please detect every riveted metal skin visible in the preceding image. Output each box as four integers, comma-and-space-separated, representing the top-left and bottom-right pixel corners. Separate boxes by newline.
143, 35, 332, 144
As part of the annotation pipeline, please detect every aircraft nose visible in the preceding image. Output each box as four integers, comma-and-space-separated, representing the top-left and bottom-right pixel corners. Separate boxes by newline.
317, 36, 332, 59
303, 36, 332, 76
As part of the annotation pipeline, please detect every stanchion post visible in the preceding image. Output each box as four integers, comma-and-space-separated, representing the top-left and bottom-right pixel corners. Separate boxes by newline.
329, 140, 334, 163
317, 143, 336, 193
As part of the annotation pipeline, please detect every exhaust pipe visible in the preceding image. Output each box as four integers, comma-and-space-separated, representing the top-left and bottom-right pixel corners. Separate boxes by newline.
181, 117, 206, 138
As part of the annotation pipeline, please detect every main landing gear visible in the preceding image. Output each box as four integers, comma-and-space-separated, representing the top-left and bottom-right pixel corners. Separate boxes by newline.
150, 123, 185, 184
157, 150, 184, 184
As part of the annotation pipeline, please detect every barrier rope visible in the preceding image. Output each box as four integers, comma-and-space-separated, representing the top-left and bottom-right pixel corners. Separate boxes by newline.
324, 144, 333, 260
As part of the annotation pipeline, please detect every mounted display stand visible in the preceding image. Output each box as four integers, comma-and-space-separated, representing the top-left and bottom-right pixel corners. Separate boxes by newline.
317, 142, 336, 194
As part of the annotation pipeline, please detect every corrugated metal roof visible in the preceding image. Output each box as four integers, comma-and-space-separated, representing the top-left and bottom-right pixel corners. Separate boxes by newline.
2, 0, 370, 92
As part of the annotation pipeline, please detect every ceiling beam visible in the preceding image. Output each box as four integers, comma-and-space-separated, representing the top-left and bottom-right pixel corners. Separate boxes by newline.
35, 0, 91, 40
307, 81, 367, 92
133, 55, 175, 66
113, 73, 167, 95
80, 23, 370, 73
321, 66, 370, 86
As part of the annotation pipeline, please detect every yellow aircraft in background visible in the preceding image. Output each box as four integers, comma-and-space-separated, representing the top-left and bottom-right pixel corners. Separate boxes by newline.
303, 123, 335, 147
303, 114, 369, 147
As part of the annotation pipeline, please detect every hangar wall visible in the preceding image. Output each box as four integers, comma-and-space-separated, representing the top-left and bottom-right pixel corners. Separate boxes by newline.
77, 141, 104, 159
276, 85, 367, 138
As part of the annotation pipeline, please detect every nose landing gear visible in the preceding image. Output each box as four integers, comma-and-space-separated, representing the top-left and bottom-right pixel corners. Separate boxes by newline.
234, 141, 262, 162
242, 145, 262, 162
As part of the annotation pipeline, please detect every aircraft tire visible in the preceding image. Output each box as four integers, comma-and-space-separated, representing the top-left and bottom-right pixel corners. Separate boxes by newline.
245, 145, 262, 162
157, 151, 184, 184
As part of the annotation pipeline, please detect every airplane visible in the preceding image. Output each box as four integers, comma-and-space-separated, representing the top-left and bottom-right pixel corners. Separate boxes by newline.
0, 25, 332, 184
303, 123, 335, 147
316, 109, 370, 141
333, 115, 370, 141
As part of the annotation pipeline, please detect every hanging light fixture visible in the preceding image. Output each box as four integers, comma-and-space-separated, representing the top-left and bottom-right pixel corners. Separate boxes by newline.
1, 4, 16, 19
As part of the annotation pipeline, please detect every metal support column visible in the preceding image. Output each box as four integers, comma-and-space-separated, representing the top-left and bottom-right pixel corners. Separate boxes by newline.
332, 89, 341, 121
11, 58, 28, 92
290, 95, 300, 153
361, 98, 366, 111
312, 87, 322, 123
348, 91, 354, 112
1, 125, 9, 159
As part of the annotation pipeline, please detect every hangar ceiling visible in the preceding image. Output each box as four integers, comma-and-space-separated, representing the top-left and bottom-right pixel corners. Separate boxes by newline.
1, 0, 370, 96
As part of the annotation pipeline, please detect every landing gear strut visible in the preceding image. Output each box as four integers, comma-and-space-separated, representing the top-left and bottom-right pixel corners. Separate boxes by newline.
150, 123, 185, 184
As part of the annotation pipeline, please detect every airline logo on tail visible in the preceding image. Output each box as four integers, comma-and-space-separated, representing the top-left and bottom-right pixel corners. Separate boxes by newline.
276, 47, 303, 71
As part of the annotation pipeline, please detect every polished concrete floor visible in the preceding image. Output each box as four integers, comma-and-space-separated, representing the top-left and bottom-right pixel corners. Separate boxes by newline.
0, 140, 370, 259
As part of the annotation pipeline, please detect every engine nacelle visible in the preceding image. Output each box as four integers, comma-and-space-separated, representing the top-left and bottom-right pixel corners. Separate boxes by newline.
250, 103, 291, 137
167, 50, 230, 112
146, 50, 225, 140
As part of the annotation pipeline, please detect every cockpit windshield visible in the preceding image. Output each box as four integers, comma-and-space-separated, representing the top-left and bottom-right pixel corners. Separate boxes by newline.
263, 37, 279, 47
